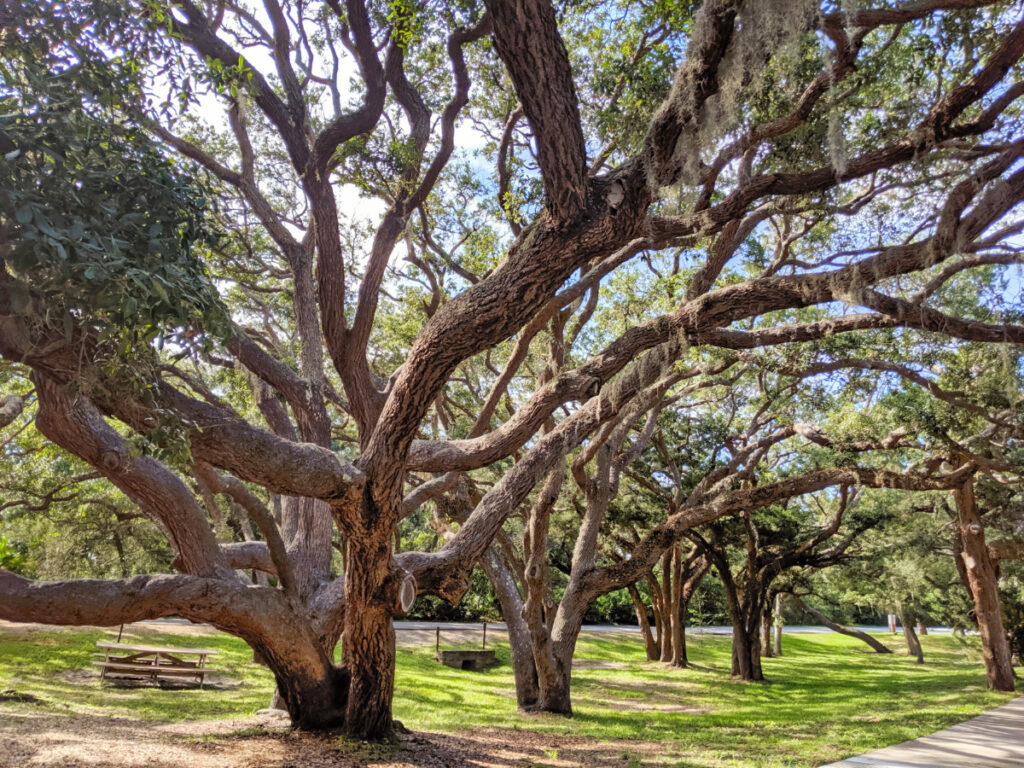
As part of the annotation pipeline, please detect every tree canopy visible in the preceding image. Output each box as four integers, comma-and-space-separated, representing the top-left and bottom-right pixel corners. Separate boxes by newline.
1, 0, 1023, 740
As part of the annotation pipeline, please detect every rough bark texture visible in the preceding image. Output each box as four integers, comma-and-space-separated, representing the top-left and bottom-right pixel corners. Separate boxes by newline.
342, 532, 399, 739
0, 570, 348, 728
481, 546, 540, 708
953, 476, 1015, 691
3, 0, 1023, 742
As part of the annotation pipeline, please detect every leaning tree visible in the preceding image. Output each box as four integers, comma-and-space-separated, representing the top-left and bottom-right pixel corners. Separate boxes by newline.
2, 0, 1024, 739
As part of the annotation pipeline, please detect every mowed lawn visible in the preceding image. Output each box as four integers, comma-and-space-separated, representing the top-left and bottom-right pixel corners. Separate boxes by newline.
0, 622, 1015, 767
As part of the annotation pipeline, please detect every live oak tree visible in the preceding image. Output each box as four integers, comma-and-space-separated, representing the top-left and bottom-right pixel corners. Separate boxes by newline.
2, 0, 1024, 739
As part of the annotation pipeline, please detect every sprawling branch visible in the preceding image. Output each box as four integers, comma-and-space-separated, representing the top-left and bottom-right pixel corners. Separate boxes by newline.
486, 0, 587, 220
590, 464, 974, 597
33, 375, 231, 579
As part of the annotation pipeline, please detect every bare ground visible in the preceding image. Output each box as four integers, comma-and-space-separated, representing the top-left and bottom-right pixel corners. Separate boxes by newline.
0, 711, 666, 768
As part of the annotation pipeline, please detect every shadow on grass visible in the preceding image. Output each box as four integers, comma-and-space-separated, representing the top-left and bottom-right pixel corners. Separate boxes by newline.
0, 623, 1013, 768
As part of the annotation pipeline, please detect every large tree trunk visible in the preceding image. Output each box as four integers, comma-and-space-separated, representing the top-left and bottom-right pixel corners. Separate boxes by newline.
342, 531, 398, 740
536, 650, 574, 714
723, 577, 764, 681
534, 597, 586, 715
954, 477, 1015, 691
730, 619, 763, 681
791, 595, 892, 653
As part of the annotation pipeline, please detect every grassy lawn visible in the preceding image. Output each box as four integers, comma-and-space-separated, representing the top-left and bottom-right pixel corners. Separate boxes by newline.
0, 622, 1015, 767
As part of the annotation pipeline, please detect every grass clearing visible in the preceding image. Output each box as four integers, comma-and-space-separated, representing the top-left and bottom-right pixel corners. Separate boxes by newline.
0, 622, 1015, 767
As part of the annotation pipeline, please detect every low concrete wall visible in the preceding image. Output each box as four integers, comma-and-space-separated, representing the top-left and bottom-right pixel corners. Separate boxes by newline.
436, 649, 496, 671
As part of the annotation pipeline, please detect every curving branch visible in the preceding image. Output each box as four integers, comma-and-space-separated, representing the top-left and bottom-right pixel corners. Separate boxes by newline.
33, 375, 231, 579
486, 0, 588, 220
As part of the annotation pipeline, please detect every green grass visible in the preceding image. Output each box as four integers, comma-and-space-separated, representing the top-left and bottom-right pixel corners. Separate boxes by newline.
0, 623, 1015, 767
0, 624, 275, 721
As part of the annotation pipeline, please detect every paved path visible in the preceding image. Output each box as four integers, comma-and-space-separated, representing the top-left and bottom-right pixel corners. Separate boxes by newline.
821, 696, 1024, 767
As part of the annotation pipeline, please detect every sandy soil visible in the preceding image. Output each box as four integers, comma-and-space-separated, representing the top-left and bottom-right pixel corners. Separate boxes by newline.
0, 710, 665, 768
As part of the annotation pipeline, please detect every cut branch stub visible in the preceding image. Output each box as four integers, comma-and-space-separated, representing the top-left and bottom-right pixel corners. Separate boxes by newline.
380, 568, 417, 615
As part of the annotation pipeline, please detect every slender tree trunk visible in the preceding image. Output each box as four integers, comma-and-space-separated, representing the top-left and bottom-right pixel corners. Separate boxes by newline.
954, 477, 1015, 691
646, 570, 666, 660
482, 546, 540, 707
897, 603, 924, 664
672, 596, 689, 667
772, 593, 783, 657
627, 581, 659, 661
659, 548, 675, 662
670, 553, 708, 668
916, 622, 928, 635
760, 606, 774, 659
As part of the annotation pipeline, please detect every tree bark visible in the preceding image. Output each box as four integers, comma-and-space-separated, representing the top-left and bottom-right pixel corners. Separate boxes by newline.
670, 552, 708, 667
761, 607, 774, 659
646, 570, 666, 660
772, 593, 783, 657
660, 547, 676, 662
954, 476, 1015, 691
342, 531, 398, 739
627, 581, 660, 661
534, 594, 586, 715
897, 603, 924, 663
730, 619, 763, 681
722, 574, 764, 681
481, 545, 540, 707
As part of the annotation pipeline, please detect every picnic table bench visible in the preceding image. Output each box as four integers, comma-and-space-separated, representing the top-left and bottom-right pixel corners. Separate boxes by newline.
93, 641, 217, 687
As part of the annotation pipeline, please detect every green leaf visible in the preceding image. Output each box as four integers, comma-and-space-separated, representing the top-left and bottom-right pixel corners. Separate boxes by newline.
14, 205, 32, 225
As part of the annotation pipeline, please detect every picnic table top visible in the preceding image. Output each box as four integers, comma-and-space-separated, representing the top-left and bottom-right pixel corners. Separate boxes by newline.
96, 640, 218, 656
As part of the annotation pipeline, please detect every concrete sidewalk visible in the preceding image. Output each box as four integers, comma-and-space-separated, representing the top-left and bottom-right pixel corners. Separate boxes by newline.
821, 696, 1024, 767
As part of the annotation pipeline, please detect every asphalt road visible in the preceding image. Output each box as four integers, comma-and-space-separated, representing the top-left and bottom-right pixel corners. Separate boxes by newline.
393, 621, 951, 635
142, 617, 951, 635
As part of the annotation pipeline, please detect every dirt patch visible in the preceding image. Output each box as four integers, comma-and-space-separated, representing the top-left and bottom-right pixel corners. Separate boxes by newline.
0, 713, 673, 768
601, 698, 706, 714
572, 660, 628, 669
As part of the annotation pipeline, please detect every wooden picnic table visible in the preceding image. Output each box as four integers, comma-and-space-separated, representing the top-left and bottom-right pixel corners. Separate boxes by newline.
93, 641, 217, 687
